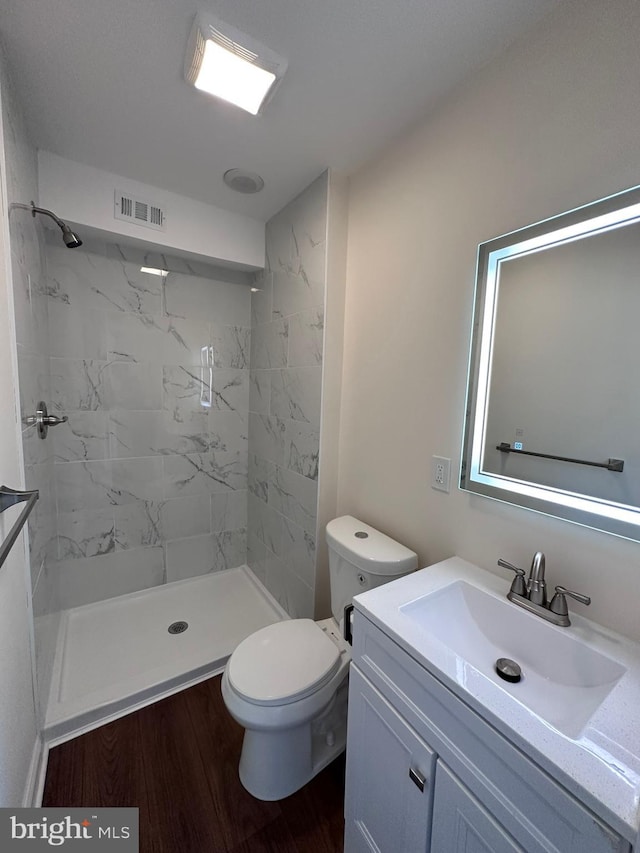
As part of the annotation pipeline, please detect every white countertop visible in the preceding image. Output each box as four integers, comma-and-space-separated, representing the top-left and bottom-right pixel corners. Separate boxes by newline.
353, 557, 640, 844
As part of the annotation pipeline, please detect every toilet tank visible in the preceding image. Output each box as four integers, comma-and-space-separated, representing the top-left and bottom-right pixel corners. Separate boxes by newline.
326, 515, 418, 624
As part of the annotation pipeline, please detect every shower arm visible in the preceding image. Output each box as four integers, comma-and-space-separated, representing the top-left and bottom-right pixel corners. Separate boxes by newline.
10, 200, 82, 248
11, 200, 66, 229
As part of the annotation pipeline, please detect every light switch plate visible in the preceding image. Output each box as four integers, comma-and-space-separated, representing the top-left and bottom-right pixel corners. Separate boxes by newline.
432, 456, 451, 493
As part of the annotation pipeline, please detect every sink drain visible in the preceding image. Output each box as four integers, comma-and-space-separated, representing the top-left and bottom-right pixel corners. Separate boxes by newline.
496, 657, 522, 683
168, 621, 188, 635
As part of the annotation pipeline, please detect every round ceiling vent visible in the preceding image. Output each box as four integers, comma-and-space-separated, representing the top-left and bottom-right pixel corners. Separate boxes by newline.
223, 169, 265, 194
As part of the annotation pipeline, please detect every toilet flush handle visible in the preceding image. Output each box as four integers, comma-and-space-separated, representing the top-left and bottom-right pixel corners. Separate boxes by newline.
343, 604, 354, 645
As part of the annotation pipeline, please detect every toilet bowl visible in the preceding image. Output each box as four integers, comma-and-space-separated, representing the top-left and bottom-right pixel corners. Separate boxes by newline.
222, 515, 417, 800
221, 617, 350, 800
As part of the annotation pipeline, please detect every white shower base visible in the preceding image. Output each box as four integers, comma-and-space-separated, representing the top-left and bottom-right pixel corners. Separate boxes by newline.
44, 566, 288, 744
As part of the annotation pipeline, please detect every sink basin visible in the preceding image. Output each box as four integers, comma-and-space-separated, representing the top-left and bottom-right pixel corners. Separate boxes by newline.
399, 580, 626, 737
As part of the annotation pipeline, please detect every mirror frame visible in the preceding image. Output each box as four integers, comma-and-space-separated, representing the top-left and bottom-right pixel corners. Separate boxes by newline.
460, 184, 640, 541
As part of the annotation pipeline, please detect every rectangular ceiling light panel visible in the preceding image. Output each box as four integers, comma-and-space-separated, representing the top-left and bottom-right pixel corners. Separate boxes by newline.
185, 14, 287, 116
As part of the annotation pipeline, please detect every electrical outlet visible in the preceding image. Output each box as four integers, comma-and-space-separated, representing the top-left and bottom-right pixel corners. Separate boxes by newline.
432, 456, 451, 493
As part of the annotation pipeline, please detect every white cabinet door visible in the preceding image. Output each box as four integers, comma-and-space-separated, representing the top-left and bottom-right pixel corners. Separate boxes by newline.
431, 761, 525, 853
344, 667, 435, 853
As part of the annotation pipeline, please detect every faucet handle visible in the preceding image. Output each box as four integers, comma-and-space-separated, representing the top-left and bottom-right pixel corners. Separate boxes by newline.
497, 558, 527, 597
549, 585, 591, 619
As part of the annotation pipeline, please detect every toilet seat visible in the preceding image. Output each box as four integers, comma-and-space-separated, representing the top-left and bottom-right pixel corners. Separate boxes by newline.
227, 619, 342, 706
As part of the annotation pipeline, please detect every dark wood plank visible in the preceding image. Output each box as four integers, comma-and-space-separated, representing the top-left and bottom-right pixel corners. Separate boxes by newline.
135, 688, 224, 853
82, 712, 148, 807
228, 815, 301, 853
279, 755, 346, 853
42, 675, 345, 853
43, 710, 153, 850
184, 677, 281, 850
42, 730, 87, 806
79, 712, 151, 849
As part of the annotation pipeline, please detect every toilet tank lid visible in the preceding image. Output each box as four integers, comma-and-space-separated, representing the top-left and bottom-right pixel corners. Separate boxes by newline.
326, 515, 418, 576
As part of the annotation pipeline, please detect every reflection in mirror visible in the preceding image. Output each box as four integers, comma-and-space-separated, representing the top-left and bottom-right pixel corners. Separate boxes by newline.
460, 185, 640, 541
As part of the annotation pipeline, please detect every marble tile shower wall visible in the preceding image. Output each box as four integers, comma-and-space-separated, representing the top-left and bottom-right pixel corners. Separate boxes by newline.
247, 173, 328, 617
11, 210, 56, 608
45, 245, 251, 609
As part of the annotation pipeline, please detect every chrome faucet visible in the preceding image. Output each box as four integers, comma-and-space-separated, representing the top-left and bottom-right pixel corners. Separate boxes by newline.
497, 552, 590, 627
527, 551, 547, 606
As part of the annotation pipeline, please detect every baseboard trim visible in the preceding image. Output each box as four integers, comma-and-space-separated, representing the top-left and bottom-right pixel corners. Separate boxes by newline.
22, 733, 48, 807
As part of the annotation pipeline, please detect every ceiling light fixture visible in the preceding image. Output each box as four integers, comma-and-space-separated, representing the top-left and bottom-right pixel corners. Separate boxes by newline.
184, 13, 287, 116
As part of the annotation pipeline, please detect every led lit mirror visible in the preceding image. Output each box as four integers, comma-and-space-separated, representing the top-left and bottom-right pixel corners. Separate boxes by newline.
460, 185, 640, 541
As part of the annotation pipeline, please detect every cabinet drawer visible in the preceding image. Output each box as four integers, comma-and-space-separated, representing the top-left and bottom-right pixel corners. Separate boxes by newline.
352, 610, 629, 853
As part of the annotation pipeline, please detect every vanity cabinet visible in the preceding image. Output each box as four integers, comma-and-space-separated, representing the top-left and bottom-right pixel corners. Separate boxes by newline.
344, 611, 631, 853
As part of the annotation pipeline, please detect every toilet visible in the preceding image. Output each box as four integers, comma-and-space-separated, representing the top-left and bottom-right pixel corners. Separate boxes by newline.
221, 515, 418, 800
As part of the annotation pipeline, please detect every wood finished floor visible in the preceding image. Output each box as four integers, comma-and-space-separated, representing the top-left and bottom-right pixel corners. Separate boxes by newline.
42, 675, 345, 852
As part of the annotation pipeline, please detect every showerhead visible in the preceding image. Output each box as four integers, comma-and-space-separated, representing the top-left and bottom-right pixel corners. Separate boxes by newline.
61, 223, 83, 249
11, 201, 83, 248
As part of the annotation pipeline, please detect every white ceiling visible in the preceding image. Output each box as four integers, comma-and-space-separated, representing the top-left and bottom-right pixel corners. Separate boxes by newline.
0, 0, 560, 222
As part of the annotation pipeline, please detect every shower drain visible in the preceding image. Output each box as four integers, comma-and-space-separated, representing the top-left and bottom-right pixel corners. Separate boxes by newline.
168, 621, 189, 635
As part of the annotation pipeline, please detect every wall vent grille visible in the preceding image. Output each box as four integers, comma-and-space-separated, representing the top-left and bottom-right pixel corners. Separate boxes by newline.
114, 190, 166, 231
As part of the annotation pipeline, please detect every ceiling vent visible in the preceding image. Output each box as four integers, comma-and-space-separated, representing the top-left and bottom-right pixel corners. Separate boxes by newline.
114, 190, 166, 231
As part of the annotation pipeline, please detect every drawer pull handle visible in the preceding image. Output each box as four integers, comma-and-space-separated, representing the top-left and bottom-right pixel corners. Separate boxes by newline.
409, 767, 427, 792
